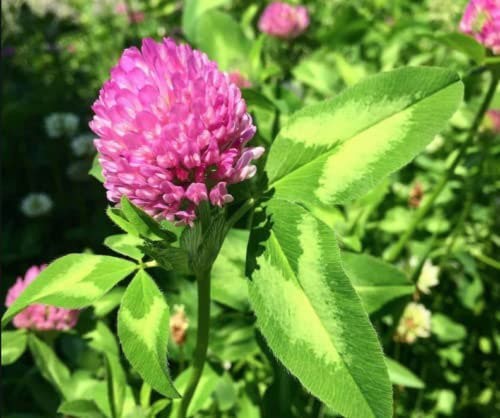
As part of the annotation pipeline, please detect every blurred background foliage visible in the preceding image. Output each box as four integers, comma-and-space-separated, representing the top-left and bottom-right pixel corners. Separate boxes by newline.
1, 0, 499, 417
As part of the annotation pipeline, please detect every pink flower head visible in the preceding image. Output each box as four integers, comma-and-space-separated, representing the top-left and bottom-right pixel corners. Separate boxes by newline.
460, 0, 500, 54
90, 38, 263, 226
486, 109, 500, 132
5, 265, 79, 331
228, 71, 252, 89
258, 2, 309, 39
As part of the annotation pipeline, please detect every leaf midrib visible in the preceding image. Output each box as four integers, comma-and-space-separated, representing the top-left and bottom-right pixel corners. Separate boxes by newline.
269, 77, 459, 188
266, 228, 378, 418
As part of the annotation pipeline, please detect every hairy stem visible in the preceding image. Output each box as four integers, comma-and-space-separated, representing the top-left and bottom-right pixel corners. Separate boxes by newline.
385, 74, 499, 263
177, 270, 211, 418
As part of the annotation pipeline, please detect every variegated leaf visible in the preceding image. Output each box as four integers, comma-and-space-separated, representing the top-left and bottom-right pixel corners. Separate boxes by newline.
248, 199, 392, 418
2, 254, 137, 328
266, 67, 463, 209
117, 270, 179, 398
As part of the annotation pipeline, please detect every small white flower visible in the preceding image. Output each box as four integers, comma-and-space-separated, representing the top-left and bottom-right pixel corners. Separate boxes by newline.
396, 302, 432, 344
71, 133, 95, 157
44, 113, 79, 138
417, 260, 440, 295
20, 193, 53, 217
222, 360, 232, 371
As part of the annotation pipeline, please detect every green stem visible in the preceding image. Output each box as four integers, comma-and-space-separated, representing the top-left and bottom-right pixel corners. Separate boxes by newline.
225, 198, 255, 232
177, 270, 211, 418
385, 74, 499, 263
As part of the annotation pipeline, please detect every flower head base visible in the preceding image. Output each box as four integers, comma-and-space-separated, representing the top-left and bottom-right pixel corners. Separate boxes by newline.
460, 0, 500, 54
5, 266, 79, 331
395, 302, 431, 344
258, 2, 309, 39
90, 38, 262, 225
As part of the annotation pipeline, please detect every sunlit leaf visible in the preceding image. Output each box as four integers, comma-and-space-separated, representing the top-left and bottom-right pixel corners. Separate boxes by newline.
117, 270, 179, 398
1, 329, 27, 365
248, 199, 392, 418
2, 254, 137, 328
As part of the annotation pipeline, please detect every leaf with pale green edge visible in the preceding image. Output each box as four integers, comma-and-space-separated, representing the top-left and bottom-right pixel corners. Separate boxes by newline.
385, 357, 425, 389
120, 196, 176, 242
118, 270, 179, 398
342, 252, 414, 314
2, 254, 137, 328
266, 67, 463, 211
92, 287, 126, 318
182, 0, 230, 42
28, 334, 71, 398
105, 234, 144, 261
58, 400, 107, 418
193, 10, 251, 72
212, 229, 250, 311
247, 199, 392, 418
89, 155, 104, 183
437, 32, 486, 64
431, 313, 467, 343
170, 365, 219, 416
1, 329, 28, 365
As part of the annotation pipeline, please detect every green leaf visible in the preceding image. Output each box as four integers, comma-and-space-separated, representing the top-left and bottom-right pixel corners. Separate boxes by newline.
211, 229, 250, 311
248, 199, 392, 418
1, 329, 28, 365
58, 400, 107, 418
170, 365, 219, 416
85, 321, 120, 355
431, 314, 467, 343
242, 89, 277, 112
182, 0, 229, 42
120, 196, 176, 242
342, 252, 414, 314
105, 353, 127, 418
105, 234, 144, 261
92, 287, 126, 318
117, 270, 179, 398
28, 334, 71, 398
437, 32, 486, 64
385, 357, 425, 389
266, 67, 463, 210
193, 10, 251, 71
89, 155, 104, 183
2, 254, 137, 328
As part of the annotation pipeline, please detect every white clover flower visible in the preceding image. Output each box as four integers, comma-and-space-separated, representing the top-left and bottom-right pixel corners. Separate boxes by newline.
396, 302, 431, 344
417, 260, 440, 295
44, 113, 79, 138
20, 193, 53, 217
71, 133, 95, 157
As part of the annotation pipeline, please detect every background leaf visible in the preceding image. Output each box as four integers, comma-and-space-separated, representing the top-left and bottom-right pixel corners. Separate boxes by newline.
1, 329, 28, 365
117, 270, 179, 398
248, 199, 392, 418
28, 334, 71, 398
266, 67, 463, 210
2, 254, 136, 327
385, 357, 425, 389
342, 252, 414, 314
58, 400, 107, 418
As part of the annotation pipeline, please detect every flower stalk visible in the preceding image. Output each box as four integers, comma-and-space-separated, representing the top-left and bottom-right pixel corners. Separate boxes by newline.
385, 73, 499, 263
177, 269, 212, 418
